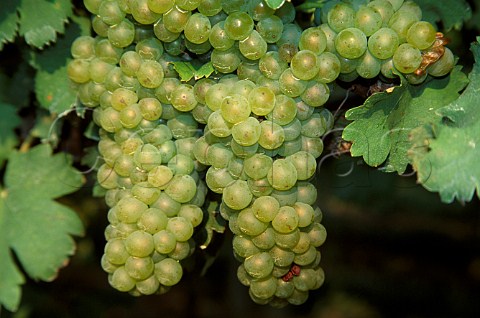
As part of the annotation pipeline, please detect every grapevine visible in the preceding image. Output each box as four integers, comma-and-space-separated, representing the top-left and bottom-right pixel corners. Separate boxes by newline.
0, 0, 479, 314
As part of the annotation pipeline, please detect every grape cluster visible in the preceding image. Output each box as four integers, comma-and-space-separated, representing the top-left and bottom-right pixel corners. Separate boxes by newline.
315, 0, 454, 84
68, 0, 455, 306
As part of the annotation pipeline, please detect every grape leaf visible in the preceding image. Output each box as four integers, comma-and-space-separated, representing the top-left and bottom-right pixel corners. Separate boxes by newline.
416, 0, 472, 31
173, 61, 215, 82
409, 38, 480, 203
18, 0, 72, 48
0, 144, 84, 311
342, 67, 468, 174
0, 0, 20, 50
0, 103, 21, 167
31, 16, 90, 114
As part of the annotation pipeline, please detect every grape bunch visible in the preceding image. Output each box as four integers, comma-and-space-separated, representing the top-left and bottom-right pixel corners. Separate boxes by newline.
68, 0, 455, 306
315, 0, 454, 84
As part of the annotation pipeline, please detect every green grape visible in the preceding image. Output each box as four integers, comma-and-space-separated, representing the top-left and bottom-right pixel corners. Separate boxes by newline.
428, 47, 455, 77
136, 275, 161, 295
275, 0, 295, 23
137, 60, 164, 88
184, 13, 212, 44
274, 227, 300, 249
221, 0, 247, 14
244, 252, 274, 279
287, 151, 317, 181
327, 2, 355, 32
239, 30, 268, 60
166, 216, 194, 242
67, 59, 90, 83
170, 84, 197, 112
154, 258, 183, 286
153, 230, 177, 254
267, 158, 297, 191
407, 21, 436, 50
275, 279, 295, 299
300, 81, 330, 108
267, 94, 297, 126
290, 50, 320, 81
147, 0, 174, 14
232, 79, 256, 99
155, 77, 180, 104
248, 86, 276, 116
84, 0, 102, 14
292, 232, 311, 254
269, 245, 295, 267
296, 181, 317, 205
354, 5, 382, 36
282, 118, 302, 141
108, 19, 135, 48
335, 27, 367, 60
223, 180, 253, 210
393, 43, 422, 73
163, 36, 186, 55
224, 11, 254, 40
137, 208, 169, 234
136, 38, 164, 60
125, 230, 155, 258
299, 27, 327, 55
301, 136, 324, 158
105, 239, 129, 265
98, 0, 125, 26
119, 51, 142, 77
205, 83, 230, 111
380, 58, 397, 78
256, 75, 281, 95
131, 182, 160, 205
237, 264, 252, 286
237, 207, 269, 236
293, 245, 317, 266
163, 5, 191, 33
165, 174, 197, 203
168, 154, 195, 175
207, 110, 232, 137
244, 153, 273, 180
96, 38, 123, 64
248, 0, 275, 21
92, 15, 109, 37
110, 267, 136, 292
252, 227, 276, 250
211, 47, 242, 73
116, 197, 148, 223
178, 204, 203, 227
308, 223, 327, 247
397, 0, 422, 20
143, 125, 173, 146
176, 0, 201, 11
388, 10, 419, 43
114, 153, 134, 177
134, 143, 162, 170
277, 23, 302, 48
71, 36, 96, 60
125, 256, 154, 281
279, 69, 307, 98
138, 98, 162, 121
368, 27, 399, 60
232, 117, 262, 147
130, 0, 162, 24
258, 120, 285, 150
206, 143, 233, 169
315, 52, 341, 83
227, 156, 245, 179
153, 17, 181, 43
198, 0, 222, 16
293, 202, 315, 228
293, 268, 317, 292
356, 49, 381, 79
278, 43, 299, 64
387, 0, 404, 11
367, 0, 394, 26
220, 94, 251, 124
205, 167, 235, 193
233, 235, 260, 258
248, 177, 273, 197
209, 21, 235, 51
318, 23, 337, 53
120, 104, 142, 129
259, 51, 288, 80
168, 239, 194, 261
256, 15, 284, 43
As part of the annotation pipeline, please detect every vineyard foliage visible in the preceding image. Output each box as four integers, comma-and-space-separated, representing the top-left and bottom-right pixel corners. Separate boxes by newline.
0, 0, 479, 312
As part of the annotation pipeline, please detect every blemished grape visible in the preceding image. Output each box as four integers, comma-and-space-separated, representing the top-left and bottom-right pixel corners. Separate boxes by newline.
393, 43, 422, 73
327, 2, 355, 32
368, 27, 399, 60
335, 27, 368, 60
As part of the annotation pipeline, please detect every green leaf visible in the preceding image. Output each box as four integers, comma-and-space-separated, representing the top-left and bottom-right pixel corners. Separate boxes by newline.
18, 0, 72, 48
342, 67, 468, 174
265, 0, 285, 10
0, 0, 20, 50
0, 63, 35, 109
0, 103, 21, 167
0, 144, 84, 310
173, 61, 215, 82
31, 16, 90, 114
416, 0, 472, 31
409, 38, 480, 203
